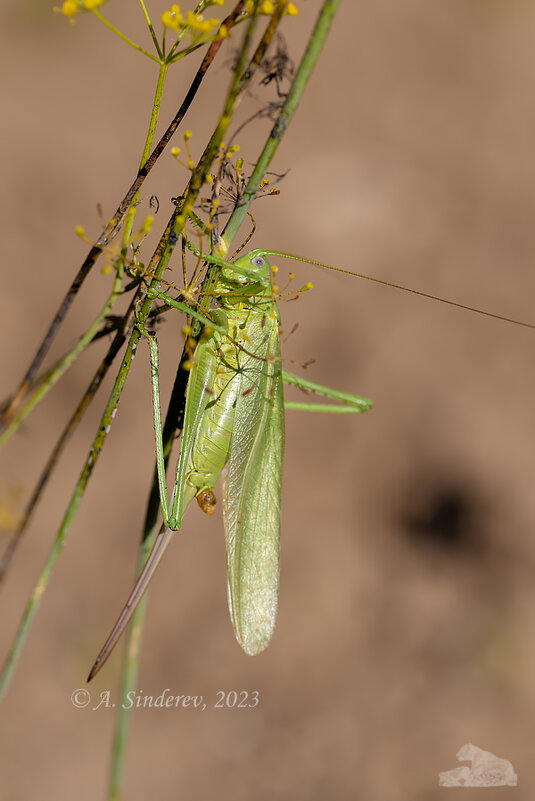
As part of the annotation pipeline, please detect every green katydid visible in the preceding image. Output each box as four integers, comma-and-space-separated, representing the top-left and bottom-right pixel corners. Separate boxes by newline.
88, 246, 372, 680
88, 241, 535, 681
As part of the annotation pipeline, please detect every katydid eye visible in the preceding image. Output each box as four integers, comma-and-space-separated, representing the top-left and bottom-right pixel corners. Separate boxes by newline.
251, 256, 264, 267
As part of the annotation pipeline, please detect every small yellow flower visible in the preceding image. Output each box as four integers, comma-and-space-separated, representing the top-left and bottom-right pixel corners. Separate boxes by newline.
171, 146, 181, 157
162, 4, 220, 40
185, 10, 200, 27
75, 224, 85, 237
186, 11, 201, 28
83, 0, 104, 9
161, 4, 184, 30
206, 174, 214, 183
161, 11, 175, 28
185, 11, 220, 35
261, 1, 274, 13
286, 2, 298, 15
60, 0, 78, 17
217, 24, 228, 39
184, 130, 192, 141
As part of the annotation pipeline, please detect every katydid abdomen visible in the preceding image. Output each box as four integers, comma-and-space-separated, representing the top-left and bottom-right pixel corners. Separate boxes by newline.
183, 297, 285, 655
178, 331, 239, 518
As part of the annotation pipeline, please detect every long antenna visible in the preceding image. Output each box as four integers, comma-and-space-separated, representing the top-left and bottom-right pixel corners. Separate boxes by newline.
261, 250, 535, 331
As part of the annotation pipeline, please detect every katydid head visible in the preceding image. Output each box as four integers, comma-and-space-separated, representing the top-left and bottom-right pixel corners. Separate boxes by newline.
223, 249, 272, 289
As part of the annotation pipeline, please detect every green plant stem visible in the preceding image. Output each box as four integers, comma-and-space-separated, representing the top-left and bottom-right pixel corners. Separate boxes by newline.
238, 0, 286, 89
137, 0, 163, 60
107, 532, 154, 801
92, 8, 160, 61
223, 0, 342, 248
121, 61, 169, 248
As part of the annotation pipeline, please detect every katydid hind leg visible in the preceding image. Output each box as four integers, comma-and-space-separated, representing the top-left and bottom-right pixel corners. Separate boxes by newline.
282, 369, 372, 413
88, 325, 213, 679
87, 524, 174, 681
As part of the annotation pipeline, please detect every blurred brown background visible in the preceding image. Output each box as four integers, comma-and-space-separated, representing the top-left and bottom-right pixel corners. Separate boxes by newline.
1, 1, 535, 798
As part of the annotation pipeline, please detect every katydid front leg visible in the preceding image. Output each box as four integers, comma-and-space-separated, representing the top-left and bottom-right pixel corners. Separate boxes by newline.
135, 289, 229, 528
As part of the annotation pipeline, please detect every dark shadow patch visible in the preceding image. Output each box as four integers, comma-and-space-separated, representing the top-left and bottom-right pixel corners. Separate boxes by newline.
399, 481, 488, 557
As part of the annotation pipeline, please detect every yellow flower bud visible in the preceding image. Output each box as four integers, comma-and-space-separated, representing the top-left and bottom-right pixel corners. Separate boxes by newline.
162, 5, 184, 29
61, 0, 78, 17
